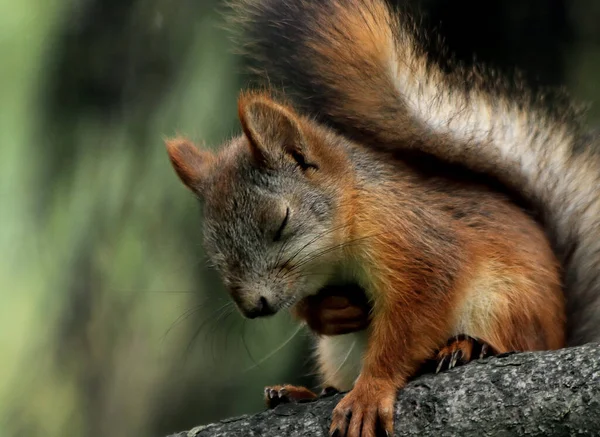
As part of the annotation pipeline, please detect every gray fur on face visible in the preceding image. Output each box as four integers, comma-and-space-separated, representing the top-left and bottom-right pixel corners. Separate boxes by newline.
201, 144, 338, 317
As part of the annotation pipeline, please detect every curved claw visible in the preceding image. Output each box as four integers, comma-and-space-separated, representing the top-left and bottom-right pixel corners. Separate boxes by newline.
329, 380, 396, 437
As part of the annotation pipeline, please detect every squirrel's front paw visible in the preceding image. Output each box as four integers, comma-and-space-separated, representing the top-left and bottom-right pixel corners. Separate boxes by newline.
293, 286, 370, 336
264, 385, 317, 409
329, 378, 396, 437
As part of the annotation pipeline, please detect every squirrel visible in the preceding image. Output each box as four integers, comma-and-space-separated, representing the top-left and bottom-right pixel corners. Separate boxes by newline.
165, 90, 564, 436
163, 0, 600, 435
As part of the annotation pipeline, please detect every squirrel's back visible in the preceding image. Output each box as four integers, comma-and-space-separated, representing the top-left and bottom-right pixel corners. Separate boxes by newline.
229, 0, 600, 345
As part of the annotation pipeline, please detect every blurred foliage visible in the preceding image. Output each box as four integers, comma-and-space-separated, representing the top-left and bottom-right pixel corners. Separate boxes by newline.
0, 1, 598, 436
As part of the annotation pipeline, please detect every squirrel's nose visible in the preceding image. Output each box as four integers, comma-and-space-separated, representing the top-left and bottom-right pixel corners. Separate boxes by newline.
245, 296, 276, 319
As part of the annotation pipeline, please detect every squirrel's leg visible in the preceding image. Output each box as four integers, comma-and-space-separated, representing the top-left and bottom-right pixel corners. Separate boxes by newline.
447, 259, 565, 357
329, 281, 454, 437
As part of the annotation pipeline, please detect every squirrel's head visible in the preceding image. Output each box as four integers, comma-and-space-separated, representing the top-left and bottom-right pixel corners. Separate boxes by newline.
166, 92, 355, 318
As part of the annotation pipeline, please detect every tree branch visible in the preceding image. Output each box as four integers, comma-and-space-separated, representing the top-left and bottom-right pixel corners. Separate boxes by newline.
167, 343, 600, 436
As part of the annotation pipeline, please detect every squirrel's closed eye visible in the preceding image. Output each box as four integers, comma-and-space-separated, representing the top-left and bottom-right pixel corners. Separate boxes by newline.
274, 207, 290, 242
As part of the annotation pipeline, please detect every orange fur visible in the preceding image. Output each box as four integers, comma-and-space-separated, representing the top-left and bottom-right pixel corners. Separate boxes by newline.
165, 137, 215, 192
344, 165, 564, 379
166, 91, 565, 437
325, 151, 564, 435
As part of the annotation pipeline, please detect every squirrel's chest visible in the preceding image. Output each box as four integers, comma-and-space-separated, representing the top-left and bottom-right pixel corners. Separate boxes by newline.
314, 332, 368, 391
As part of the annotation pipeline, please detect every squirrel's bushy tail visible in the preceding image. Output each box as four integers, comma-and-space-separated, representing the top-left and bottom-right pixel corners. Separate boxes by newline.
228, 0, 600, 345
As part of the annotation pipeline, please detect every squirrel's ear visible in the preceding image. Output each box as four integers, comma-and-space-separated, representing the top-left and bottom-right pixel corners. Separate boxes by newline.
165, 137, 214, 195
238, 95, 316, 171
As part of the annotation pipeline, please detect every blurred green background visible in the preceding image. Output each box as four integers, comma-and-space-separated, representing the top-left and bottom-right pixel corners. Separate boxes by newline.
1, 1, 598, 436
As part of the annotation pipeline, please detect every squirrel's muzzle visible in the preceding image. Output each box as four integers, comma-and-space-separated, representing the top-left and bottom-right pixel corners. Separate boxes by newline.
243, 296, 277, 319
231, 290, 277, 319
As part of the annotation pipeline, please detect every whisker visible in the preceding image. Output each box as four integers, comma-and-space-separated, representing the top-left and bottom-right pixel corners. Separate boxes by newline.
210, 306, 237, 361
110, 289, 197, 294
325, 340, 356, 385
273, 235, 294, 278
161, 306, 203, 344
161, 296, 216, 343
183, 302, 234, 359
288, 231, 388, 275
276, 223, 353, 278
242, 324, 306, 373
223, 312, 239, 353
284, 222, 351, 266
240, 319, 259, 369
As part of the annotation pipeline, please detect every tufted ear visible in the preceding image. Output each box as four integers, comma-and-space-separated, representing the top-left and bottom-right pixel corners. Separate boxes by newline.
165, 137, 214, 195
238, 93, 318, 171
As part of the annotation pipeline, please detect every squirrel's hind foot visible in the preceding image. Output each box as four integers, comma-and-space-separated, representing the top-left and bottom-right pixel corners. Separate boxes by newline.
415, 334, 498, 377
264, 385, 318, 409
435, 335, 498, 373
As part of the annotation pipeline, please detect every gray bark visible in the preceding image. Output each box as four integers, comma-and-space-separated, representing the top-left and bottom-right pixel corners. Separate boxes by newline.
167, 343, 600, 436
